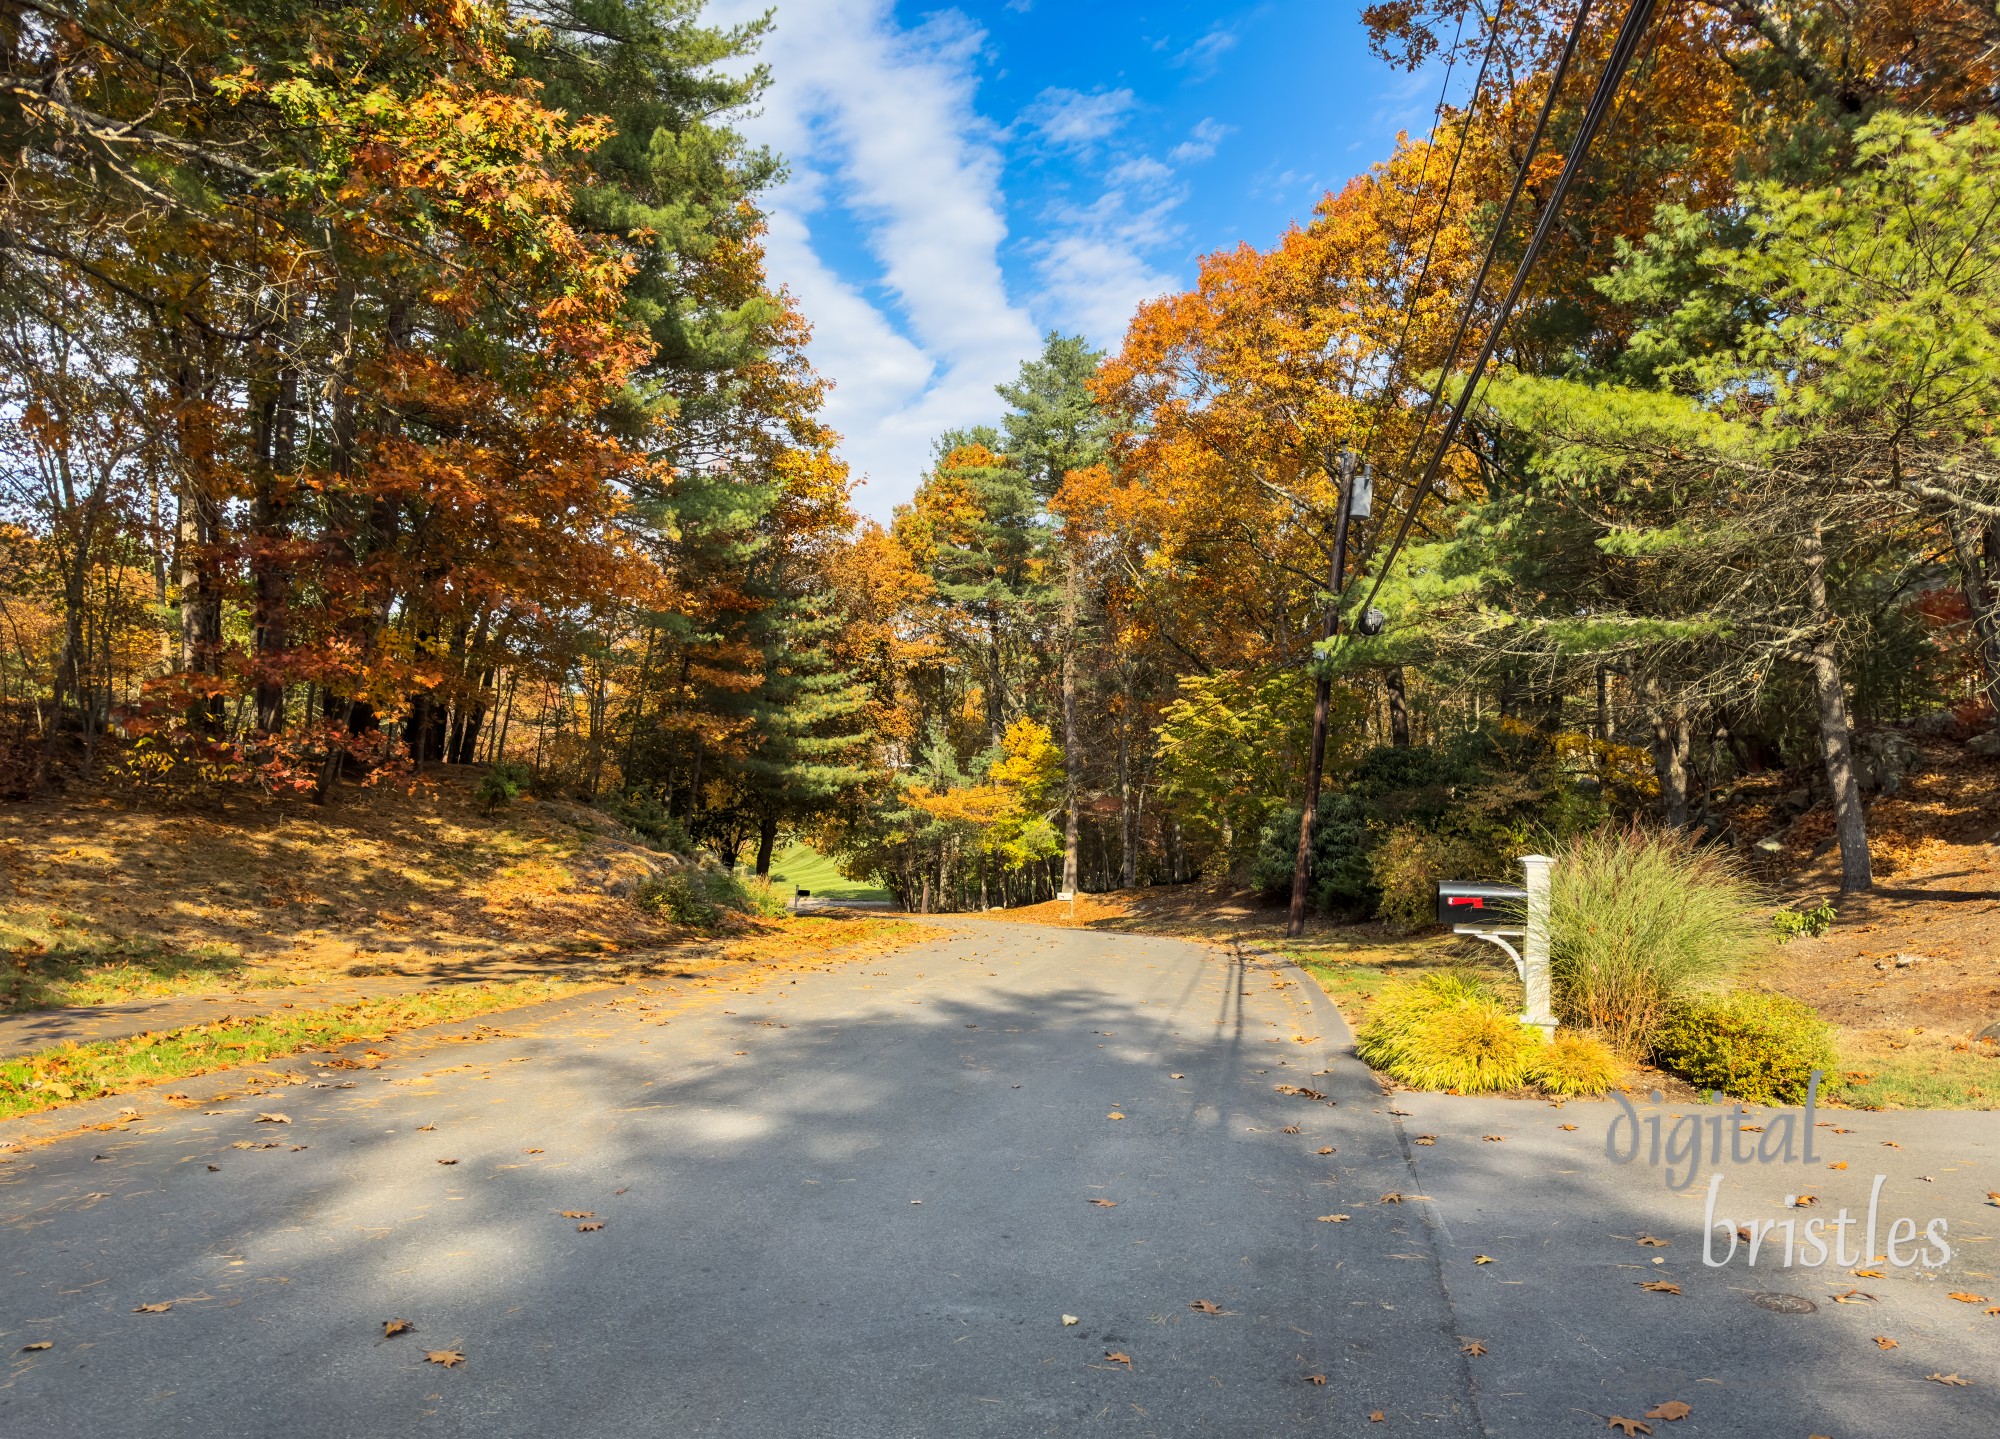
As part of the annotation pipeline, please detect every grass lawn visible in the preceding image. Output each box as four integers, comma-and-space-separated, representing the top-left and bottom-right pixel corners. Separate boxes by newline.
2, 906, 294, 1012
767, 843, 887, 901
0, 912, 924, 1121
0, 978, 598, 1121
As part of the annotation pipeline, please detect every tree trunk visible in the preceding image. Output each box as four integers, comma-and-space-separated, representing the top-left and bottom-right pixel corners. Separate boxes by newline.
1946, 512, 2000, 719
1118, 668, 1137, 889
1802, 528, 1873, 891
1385, 666, 1411, 746
1648, 699, 1690, 828
754, 811, 778, 877
250, 350, 298, 735
1061, 559, 1079, 897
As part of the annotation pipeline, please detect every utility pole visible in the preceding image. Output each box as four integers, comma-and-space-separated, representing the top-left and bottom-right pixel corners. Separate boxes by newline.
1287, 450, 1356, 939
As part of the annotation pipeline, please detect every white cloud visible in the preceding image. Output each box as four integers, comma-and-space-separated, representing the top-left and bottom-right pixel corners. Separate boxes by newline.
710, 0, 1041, 518
1032, 233, 1176, 354
1022, 87, 1137, 150
1169, 117, 1232, 164
1172, 26, 1238, 74
1105, 154, 1175, 191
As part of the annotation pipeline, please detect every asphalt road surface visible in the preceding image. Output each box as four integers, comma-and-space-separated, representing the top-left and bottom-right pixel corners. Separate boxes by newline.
2, 923, 1994, 1437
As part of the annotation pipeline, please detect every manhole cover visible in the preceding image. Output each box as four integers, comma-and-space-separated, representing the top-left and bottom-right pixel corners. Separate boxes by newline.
1750, 1292, 1817, 1314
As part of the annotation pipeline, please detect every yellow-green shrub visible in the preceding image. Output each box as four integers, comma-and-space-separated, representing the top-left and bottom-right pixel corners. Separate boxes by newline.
1356, 971, 1543, 1093
1650, 990, 1836, 1104
1530, 1029, 1622, 1097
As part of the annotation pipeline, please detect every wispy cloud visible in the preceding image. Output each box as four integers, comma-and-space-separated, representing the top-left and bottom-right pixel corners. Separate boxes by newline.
1171, 25, 1238, 76
710, 0, 1041, 517
1023, 86, 1137, 150
1169, 117, 1232, 164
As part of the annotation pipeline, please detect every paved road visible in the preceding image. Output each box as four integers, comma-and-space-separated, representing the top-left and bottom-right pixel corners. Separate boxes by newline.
1, 924, 1994, 1437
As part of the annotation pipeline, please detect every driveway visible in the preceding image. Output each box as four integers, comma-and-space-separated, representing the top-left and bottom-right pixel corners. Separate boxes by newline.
0, 923, 1992, 1436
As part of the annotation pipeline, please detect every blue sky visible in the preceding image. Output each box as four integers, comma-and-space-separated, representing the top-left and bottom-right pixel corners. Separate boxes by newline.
709, 1, 1449, 518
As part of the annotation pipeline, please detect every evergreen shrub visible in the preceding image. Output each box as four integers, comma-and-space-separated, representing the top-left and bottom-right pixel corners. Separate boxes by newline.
1651, 991, 1837, 1104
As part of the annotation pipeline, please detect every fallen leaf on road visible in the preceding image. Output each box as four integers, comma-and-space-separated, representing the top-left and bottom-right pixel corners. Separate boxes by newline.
1793, 1194, 1818, 1206
1087, 1199, 1119, 1208
1460, 1340, 1486, 1355
1635, 1235, 1669, 1247
1188, 1300, 1222, 1315
1874, 1336, 1897, 1349
1830, 1288, 1877, 1305
255, 1113, 289, 1124
1316, 1214, 1350, 1223
1170, 1073, 1185, 1079
417, 1125, 435, 1133
1318, 1147, 1334, 1155
1380, 1193, 1406, 1204
133, 1303, 171, 1314
1473, 1255, 1495, 1265
1606, 1419, 1652, 1436
1306, 1373, 1326, 1385
1926, 1373, 1969, 1386
1638, 1280, 1681, 1295
1854, 1269, 1885, 1278
1739, 1124, 1762, 1133
1106, 1112, 1124, 1121
577, 1221, 603, 1232
561, 1211, 595, 1219
1104, 1351, 1132, 1368
1948, 1292, 1989, 1304
524, 1148, 544, 1155
1369, 1412, 1385, 1422
437, 1159, 459, 1166
384, 1320, 414, 1338
206, 1164, 219, 1171
1828, 1161, 1848, 1170
1414, 1135, 1436, 1146
1558, 1124, 1578, 1131
1481, 1135, 1504, 1142
1061, 1315, 1079, 1326
425, 1350, 465, 1368
20, 1342, 50, 1352
1881, 1141, 1901, 1149
1645, 1401, 1691, 1421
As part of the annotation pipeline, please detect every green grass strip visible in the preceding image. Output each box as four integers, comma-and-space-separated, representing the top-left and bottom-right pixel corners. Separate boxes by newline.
0, 978, 596, 1122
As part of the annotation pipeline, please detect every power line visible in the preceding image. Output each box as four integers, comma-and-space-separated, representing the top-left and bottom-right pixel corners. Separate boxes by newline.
1350, 0, 1515, 470
1353, 0, 1662, 624
1353, 0, 1599, 561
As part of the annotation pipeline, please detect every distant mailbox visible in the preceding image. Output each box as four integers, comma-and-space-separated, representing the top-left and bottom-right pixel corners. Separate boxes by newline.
1435, 881, 1527, 927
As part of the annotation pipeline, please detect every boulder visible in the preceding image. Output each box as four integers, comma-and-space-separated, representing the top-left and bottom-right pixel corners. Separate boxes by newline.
1966, 729, 2000, 759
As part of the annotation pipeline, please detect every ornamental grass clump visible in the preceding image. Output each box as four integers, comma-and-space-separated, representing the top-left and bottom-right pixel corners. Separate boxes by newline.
1529, 1029, 1623, 1097
1355, 971, 1543, 1093
1548, 826, 1765, 1055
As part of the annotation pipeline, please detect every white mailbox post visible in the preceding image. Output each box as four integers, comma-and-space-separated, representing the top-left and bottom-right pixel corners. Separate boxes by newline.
1519, 854, 1555, 1035
1435, 854, 1557, 1036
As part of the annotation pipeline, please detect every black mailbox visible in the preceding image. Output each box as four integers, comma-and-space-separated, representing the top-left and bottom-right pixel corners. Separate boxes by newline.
1435, 881, 1527, 927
